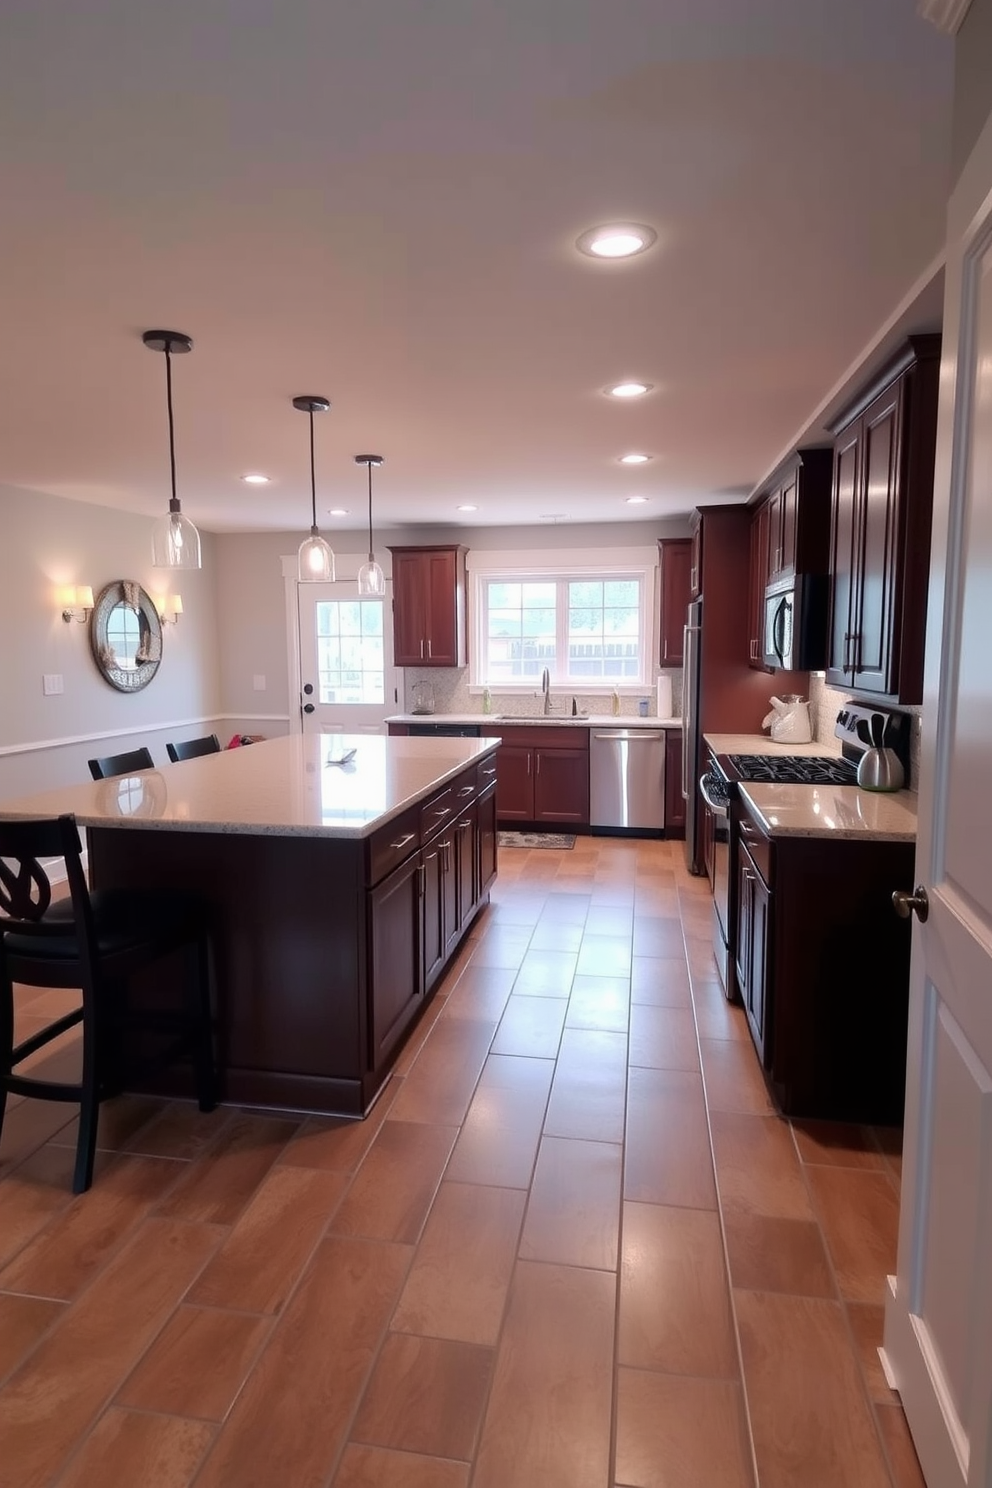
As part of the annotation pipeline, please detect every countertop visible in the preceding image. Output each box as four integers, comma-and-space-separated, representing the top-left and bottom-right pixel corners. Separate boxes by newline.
704, 732, 843, 758
0, 734, 499, 840
390, 713, 682, 729
738, 782, 918, 841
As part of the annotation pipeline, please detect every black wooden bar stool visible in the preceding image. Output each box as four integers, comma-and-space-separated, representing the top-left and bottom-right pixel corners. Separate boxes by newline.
0, 813, 217, 1193
87, 747, 154, 781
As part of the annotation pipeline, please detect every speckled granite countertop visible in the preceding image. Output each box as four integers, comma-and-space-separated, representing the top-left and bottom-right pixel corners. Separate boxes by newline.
390, 713, 682, 728
738, 782, 918, 841
703, 732, 843, 758
0, 734, 499, 839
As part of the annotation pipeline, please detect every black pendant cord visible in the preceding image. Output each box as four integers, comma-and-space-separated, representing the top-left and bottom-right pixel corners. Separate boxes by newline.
309, 410, 318, 532
164, 341, 179, 512
366, 461, 375, 561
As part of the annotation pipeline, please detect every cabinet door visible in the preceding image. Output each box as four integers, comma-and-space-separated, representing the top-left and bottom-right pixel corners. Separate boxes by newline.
776, 468, 799, 581
748, 502, 772, 669
533, 747, 589, 824
440, 832, 459, 960
495, 745, 534, 821
391, 551, 427, 666
477, 783, 498, 898
765, 485, 784, 582
749, 865, 770, 1065
422, 840, 446, 991
424, 549, 462, 666
665, 732, 685, 835
455, 806, 478, 935
826, 426, 860, 685
658, 539, 692, 665
368, 852, 423, 1067
852, 387, 900, 695
735, 852, 753, 1008
689, 519, 702, 598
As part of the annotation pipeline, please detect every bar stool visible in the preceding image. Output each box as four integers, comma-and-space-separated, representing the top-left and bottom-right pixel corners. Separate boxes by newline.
166, 734, 220, 763
87, 748, 154, 781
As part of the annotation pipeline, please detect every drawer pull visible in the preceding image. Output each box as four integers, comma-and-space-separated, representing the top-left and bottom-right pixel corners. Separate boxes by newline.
480, 765, 496, 776
389, 832, 417, 850
458, 785, 475, 796
431, 806, 452, 819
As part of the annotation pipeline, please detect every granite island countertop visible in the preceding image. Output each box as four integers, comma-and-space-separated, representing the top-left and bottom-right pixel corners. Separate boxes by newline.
738, 782, 918, 841
0, 733, 499, 840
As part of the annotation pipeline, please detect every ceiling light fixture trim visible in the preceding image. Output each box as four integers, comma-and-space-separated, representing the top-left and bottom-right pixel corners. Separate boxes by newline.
355, 455, 386, 597
606, 382, 653, 398
619, 452, 651, 464
293, 395, 335, 583
144, 330, 202, 570
576, 223, 657, 260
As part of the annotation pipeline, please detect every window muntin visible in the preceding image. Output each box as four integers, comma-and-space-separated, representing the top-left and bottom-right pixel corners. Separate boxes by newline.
315, 599, 385, 704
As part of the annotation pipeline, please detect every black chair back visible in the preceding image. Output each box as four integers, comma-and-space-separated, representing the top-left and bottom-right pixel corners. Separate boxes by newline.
87, 747, 154, 781
166, 734, 221, 763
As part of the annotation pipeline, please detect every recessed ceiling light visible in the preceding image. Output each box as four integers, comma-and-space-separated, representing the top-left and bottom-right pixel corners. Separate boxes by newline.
329, 508, 348, 516
625, 496, 648, 504
457, 504, 478, 512
607, 382, 653, 399
241, 473, 270, 485
576, 223, 657, 260
619, 453, 651, 464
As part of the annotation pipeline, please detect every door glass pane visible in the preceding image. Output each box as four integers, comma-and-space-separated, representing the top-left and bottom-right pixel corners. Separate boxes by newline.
316, 600, 385, 703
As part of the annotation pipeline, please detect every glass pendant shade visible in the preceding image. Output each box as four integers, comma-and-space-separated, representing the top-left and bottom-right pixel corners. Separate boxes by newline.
294, 395, 335, 583
357, 558, 385, 596
143, 331, 202, 571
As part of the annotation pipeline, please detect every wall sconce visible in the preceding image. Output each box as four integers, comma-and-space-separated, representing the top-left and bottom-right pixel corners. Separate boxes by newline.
156, 594, 184, 626
61, 585, 94, 624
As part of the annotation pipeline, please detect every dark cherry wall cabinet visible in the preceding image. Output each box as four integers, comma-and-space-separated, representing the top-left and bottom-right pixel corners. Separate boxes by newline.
388, 545, 468, 668
825, 335, 940, 704
658, 539, 692, 665
746, 447, 833, 670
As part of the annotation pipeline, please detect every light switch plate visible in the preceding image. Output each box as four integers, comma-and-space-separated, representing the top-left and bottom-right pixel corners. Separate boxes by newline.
253, 674, 266, 691
43, 673, 64, 696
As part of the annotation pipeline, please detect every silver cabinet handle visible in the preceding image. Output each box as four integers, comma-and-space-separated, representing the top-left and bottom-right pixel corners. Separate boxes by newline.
458, 785, 474, 796
426, 638, 432, 659
389, 832, 417, 850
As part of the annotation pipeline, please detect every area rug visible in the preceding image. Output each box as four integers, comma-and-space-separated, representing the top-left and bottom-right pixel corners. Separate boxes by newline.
498, 831, 576, 849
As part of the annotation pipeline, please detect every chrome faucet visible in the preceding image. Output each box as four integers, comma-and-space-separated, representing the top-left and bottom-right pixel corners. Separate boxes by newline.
541, 667, 551, 715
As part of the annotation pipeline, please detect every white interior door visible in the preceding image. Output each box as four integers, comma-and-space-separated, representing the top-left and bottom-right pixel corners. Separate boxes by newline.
297, 579, 400, 735
883, 108, 992, 1487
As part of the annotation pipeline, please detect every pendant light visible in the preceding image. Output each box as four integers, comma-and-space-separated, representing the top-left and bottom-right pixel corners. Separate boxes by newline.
143, 331, 202, 570
293, 396, 335, 583
356, 454, 385, 597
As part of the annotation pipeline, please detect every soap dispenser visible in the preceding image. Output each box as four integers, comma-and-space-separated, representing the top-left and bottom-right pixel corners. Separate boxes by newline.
611, 687, 621, 717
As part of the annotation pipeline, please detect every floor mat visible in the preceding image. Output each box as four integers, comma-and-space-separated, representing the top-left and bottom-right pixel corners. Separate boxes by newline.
498, 831, 576, 849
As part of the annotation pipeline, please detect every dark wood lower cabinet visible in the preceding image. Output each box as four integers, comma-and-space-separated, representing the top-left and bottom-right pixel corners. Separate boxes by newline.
735, 835, 770, 1062
478, 783, 497, 897
481, 726, 590, 827
665, 731, 685, 838
368, 852, 423, 1066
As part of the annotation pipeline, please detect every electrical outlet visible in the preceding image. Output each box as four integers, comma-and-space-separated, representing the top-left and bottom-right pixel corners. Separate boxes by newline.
253, 674, 266, 691
43, 673, 64, 696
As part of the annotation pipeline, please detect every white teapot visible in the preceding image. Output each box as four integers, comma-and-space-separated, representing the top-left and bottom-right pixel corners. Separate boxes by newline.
762, 694, 813, 744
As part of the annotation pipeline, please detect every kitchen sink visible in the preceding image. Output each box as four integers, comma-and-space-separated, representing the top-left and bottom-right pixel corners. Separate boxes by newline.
494, 713, 585, 722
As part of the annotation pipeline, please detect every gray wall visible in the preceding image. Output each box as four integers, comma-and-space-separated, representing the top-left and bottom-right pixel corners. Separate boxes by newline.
953, 0, 992, 182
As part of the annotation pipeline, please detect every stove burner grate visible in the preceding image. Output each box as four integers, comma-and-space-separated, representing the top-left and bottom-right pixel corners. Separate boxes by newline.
729, 754, 858, 785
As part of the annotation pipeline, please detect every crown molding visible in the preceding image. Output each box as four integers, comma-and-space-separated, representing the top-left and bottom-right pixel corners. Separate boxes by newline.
917, 0, 973, 34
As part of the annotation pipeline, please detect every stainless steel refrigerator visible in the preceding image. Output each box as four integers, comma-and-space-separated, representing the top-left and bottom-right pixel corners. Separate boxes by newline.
681, 595, 704, 873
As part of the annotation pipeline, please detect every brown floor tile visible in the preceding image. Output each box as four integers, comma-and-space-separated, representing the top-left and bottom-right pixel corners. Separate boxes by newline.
710, 1110, 815, 1220
50, 1093, 166, 1153
279, 1077, 400, 1173
792, 1119, 884, 1169
0, 1293, 65, 1383
723, 1211, 835, 1298
333, 1444, 470, 1488
630, 956, 691, 1008
0, 1153, 186, 1300
0, 1096, 77, 1177
847, 1301, 901, 1404
0, 1145, 77, 1269
519, 1135, 622, 1270
735, 1289, 892, 1488
446, 1054, 554, 1188
565, 975, 630, 1032
492, 993, 568, 1057
615, 1368, 755, 1488
388, 1016, 497, 1125
512, 948, 578, 996
698, 1037, 775, 1115
529, 919, 585, 952
190, 1235, 411, 1488
575, 934, 632, 978
0, 1215, 224, 1488
441, 963, 517, 1020
392, 1180, 525, 1344
390, 995, 447, 1077
352, 1332, 493, 1459
806, 1165, 900, 1304
126, 1100, 234, 1160
875, 1403, 927, 1488
330, 1119, 457, 1244
544, 1028, 628, 1143
584, 905, 632, 937
189, 1163, 348, 1312
153, 1111, 298, 1225
623, 1066, 717, 1210
538, 892, 593, 923
631, 916, 686, 958
116, 1303, 273, 1420
692, 983, 751, 1042
628, 1005, 700, 1071
472, 1260, 615, 1488
619, 1202, 737, 1377
56, 1407, 214, 1488
468, 924, 535, 969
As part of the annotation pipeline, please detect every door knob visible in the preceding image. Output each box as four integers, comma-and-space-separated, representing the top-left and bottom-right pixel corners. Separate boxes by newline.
892, 885, 929, 923
303, 703, 315, 715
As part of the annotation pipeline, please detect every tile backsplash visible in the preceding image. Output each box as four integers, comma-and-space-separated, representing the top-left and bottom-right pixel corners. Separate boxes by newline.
807, 674, 922, 791
400, 668, 683, 721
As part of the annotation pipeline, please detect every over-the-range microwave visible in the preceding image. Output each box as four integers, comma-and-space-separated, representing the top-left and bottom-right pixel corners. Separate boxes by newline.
762, 573, 829, 671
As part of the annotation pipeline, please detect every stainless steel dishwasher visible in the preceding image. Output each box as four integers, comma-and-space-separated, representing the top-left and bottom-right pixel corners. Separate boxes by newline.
589, 728, 666, 833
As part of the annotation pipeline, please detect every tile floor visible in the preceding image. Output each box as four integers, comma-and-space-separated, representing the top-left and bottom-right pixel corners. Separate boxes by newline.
0, 835, 926, 1488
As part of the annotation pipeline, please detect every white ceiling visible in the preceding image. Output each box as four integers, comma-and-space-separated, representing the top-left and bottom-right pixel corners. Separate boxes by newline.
0, 0, 953, 535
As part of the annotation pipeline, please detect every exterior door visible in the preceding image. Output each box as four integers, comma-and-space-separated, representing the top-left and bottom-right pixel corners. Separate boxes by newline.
297, 580, 400, 735
883, 107, 992, 1488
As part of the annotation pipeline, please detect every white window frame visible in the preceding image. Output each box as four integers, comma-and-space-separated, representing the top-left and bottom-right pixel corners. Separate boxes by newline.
467, 546, 658, 694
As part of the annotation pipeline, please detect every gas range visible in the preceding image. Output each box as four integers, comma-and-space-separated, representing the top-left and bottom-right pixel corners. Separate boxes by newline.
713, 702, 911, 791
726, 754, 857, 785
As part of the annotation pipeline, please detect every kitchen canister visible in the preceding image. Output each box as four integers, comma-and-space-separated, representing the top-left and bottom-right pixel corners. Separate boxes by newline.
656, 674, 673, 720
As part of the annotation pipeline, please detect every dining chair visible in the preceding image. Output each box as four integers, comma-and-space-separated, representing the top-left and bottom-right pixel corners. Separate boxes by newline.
87, 747, 154, 781
166, 734, 221, 763
0, 813, 217, 1193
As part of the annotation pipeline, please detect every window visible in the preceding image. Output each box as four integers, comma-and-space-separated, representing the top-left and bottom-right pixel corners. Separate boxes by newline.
315, 599, 384, 704
473, 558, 654, 689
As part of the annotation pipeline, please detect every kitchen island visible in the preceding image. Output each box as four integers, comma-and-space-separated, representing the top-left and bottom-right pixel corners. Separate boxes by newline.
0, 733, 500, 1116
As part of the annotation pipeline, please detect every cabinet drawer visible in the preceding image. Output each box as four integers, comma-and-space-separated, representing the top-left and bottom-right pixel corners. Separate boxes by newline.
476, 754, 498, 792
367, 806, 421, 886
421, 786, 455, 840
738, 814, 772, 885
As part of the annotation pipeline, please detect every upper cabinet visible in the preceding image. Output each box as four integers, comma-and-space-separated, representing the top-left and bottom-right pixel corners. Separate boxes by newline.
388, 545, 468, 668
825, 335, 940, 704
747, 447, 833, 670
688, 514, 702, 599
658, 538, 692, 665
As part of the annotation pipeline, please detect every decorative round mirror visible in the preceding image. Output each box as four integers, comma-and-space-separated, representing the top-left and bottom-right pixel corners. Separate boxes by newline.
90, 580, 163, 692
